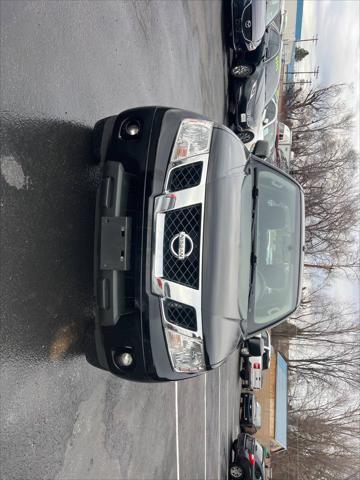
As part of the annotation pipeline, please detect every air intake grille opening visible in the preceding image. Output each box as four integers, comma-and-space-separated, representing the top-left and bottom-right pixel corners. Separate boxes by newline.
165, 300, 197, 331
163, 205, 201, 289
167, 162, 203, 192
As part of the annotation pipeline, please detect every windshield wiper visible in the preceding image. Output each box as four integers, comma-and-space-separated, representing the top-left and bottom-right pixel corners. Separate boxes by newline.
248, 168, 259, 307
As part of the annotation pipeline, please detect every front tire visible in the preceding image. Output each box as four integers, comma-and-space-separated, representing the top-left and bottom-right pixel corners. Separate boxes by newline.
231, 64, 253, 78
237, 130, 255, 144
229, 463, 245, 479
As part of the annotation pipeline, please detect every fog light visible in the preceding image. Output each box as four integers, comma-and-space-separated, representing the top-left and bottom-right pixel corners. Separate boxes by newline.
116, 352, 133, 367
126, 122, 140, 136
119, 118, 141, 139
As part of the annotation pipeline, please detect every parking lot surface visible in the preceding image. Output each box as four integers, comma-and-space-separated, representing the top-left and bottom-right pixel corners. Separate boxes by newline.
0, 1, 241, 479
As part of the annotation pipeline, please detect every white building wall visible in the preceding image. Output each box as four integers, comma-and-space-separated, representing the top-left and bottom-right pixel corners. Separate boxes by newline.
282, 0, 298, 64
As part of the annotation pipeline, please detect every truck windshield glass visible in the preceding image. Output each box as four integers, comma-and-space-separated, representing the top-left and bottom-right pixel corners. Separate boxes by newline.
266, 0, 281, 25
248, 165, 301, 333
263, 121, 277, 146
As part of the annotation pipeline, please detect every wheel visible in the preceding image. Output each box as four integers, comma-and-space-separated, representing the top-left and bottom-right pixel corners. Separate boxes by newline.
231, 64, 253, 78
91, 118, 107, 163
229, 463, 245, 479
237, 130, 255, 144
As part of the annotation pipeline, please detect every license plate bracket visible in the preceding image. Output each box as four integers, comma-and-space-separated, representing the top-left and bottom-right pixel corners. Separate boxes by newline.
100, 216, 132, 271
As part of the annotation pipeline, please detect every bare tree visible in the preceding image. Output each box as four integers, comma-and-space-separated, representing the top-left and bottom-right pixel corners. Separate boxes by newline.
281, 295, 359, 389
282, 84, 359, 275
284, 84, 354, 136
272, 391, 360, 480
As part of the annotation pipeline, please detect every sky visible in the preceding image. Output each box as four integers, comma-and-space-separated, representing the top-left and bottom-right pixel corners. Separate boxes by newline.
296, 0, 360, 305
299, 0, 360, 150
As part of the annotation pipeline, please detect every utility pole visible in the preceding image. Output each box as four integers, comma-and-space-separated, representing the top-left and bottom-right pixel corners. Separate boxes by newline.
294, 34, 319, 45
283, 80, 312, 85
287, 66, 319, 79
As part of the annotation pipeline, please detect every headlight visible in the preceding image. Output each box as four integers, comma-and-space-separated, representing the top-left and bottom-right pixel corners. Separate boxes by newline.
165, 327, 205, 373
246, 41, 256, 51
170, 119, 213, 163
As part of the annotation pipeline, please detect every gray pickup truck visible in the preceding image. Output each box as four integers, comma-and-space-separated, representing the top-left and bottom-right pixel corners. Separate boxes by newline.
91, 106, 304, 382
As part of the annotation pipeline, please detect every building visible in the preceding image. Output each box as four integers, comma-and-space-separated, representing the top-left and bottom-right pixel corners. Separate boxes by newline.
281, 0, 305, 86
255, 352, 288, 452
282, 0, 301, 65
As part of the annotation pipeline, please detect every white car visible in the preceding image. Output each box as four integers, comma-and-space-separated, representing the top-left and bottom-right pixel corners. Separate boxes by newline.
246, 330, 272, 370
240, 357, 263, 390
246, 97, 279, 152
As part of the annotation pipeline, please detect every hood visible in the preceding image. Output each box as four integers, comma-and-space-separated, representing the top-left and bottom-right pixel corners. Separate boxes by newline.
242, 0, 266, 50
202, 127, 247, 367
245, 67, 266, 129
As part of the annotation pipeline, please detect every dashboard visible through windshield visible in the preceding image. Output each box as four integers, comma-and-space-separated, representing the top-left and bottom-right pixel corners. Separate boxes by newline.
247, 163, 302, 333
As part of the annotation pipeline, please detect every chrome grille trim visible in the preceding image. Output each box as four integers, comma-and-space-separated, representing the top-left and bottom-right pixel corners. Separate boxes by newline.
166, 162, 203, 192
152, 152, 210, 339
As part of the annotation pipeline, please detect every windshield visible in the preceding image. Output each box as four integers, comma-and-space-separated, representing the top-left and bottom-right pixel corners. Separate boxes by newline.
254, 403, 262, 427
263, 99, 277, 125
265, 54, 281, 104
266, 0, 281, 25
265, 25, 281, 61
263, 121, 277, 146
255, 441, 264, 463
247, 164, 302, 333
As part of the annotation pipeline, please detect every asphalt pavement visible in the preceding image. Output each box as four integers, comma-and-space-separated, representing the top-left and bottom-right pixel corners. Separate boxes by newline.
0, 1, 241, 479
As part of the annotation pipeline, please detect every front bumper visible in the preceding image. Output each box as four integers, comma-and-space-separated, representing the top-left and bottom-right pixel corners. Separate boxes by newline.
229, 78, 255, 132
93, 107, 210, 381
240, 393, 253, 425
231, 433, 254, 478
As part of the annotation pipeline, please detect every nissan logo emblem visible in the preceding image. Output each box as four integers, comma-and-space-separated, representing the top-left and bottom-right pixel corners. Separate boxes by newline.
170, 232, 194, 260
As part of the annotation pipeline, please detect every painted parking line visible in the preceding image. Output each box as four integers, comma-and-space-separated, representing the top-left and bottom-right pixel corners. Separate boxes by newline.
218, 367, 221, 480
204, 373, 207, 480
175, 381, 180, 480
227, 377, 229, 480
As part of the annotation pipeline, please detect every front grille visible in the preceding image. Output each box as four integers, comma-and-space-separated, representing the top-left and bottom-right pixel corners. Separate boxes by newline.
164, 300, 197, 331
232, 0, 243, 48
241, 3, 252, 42
167, 162, 202, 192
163, 205, 201, 289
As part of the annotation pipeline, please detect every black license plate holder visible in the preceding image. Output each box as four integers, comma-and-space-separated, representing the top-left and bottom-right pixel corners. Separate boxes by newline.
100, 216, 132, 271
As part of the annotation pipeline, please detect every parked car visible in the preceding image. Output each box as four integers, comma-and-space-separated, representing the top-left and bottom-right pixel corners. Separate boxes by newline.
274, 122, 293, 172
261, 330, 272, 369
229, 0, 283, 55
230, 19, 282, 80
243, 97, 278, 152
254, 440, 268, 479
263, 119, 278, 153
91, 107, 305, 381
229, 25, 282, 143
241, 392, 262, 434
229, 433, 256, 480
240, 356, 263, 390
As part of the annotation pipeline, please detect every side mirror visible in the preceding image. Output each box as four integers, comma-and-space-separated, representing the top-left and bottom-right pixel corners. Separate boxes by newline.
253, 140, 270, 159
